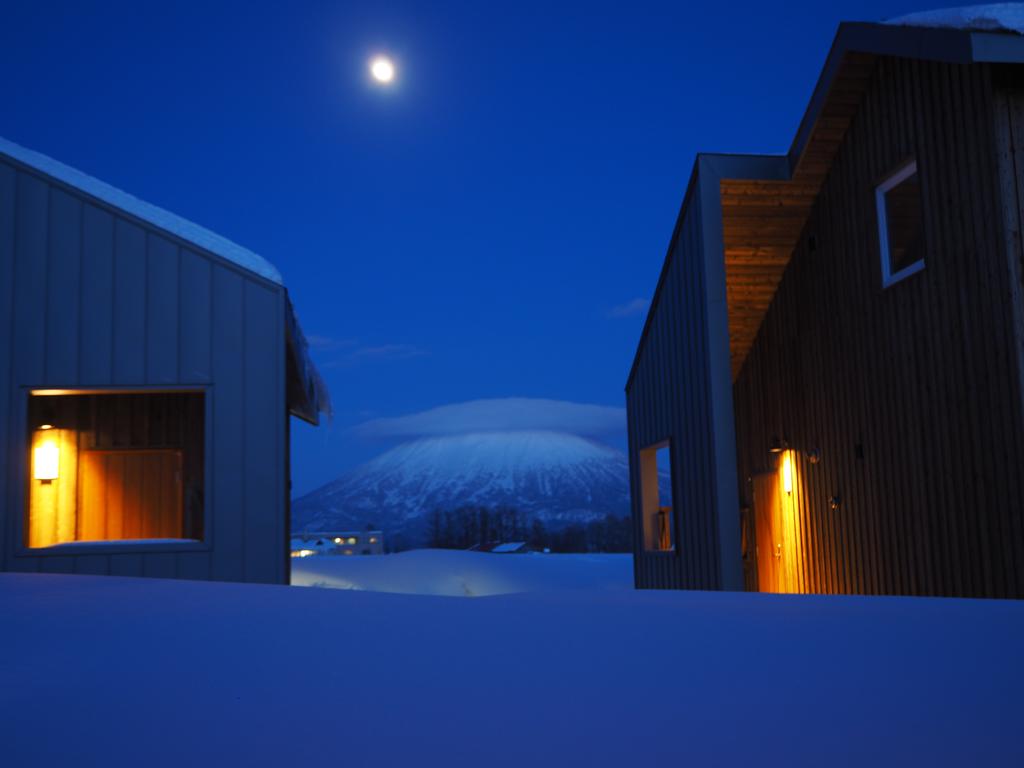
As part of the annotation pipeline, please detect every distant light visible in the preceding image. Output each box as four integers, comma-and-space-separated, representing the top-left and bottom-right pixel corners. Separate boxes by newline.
370, 56, 395, 84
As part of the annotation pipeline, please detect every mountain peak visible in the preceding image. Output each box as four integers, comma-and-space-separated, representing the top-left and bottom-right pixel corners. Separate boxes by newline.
293, 430, 631, 546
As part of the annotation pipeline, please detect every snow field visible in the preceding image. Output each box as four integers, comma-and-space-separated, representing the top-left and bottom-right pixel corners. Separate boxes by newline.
1, 572, 1022, 767
291, 548, 633, 596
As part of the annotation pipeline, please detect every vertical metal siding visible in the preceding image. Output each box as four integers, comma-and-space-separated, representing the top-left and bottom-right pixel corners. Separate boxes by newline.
0, 158, 288, 583
242, 281, 284, 584
80, 204, 115, 385
45, 189, 82, 385
628, 180, 723, 590
0, 164, 14, 567
628, 156, 789, 590
145, 234, 179, 385
179, 249, 212, 382
210, 265, 247, 581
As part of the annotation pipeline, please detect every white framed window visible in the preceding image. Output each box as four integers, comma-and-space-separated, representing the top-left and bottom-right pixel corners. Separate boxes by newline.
876, 160, 925, 287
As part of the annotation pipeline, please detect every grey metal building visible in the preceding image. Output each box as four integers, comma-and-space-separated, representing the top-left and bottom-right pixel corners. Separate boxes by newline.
0, 137, 326, 584
627, 18, 1024, 597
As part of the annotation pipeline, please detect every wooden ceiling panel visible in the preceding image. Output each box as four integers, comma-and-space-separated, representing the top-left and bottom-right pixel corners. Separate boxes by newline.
721, 53, 876, 379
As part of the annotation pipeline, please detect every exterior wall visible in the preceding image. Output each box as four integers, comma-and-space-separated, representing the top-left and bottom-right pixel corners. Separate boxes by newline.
0, 155, 289, 584
733, 59, 1024, 598
626, 158, 757, 590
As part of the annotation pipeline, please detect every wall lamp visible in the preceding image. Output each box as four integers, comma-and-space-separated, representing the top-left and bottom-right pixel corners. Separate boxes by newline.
33, 424, 59, 482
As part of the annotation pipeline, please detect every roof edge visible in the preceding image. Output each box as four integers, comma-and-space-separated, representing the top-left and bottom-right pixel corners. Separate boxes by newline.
625, 153, 788, 392
787, 21, 1024, 175
0, 135, 284, 286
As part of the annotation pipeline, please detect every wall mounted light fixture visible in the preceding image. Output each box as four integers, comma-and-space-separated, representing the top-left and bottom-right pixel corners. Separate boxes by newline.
782, 451, 793, 495
33, 425, 59, 481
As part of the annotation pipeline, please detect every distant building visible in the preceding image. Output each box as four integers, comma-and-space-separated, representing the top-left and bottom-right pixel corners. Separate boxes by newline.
0, 136, 327, 585
291, 531, 384, 557
627, 16, 1024, 598
469, 541, 531, 554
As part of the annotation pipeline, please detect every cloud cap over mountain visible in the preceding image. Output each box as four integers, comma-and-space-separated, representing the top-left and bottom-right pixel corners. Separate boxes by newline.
353, 398, 625, 439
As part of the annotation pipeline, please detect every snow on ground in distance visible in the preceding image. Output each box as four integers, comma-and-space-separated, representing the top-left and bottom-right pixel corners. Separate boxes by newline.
291, 549, 632, 596
2, 573, 1021, 767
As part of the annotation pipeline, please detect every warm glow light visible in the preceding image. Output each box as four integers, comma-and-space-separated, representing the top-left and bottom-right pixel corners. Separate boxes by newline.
782, 451, 793, 495
291, 549, 316, 558
369, 537, 377, 544
34, 438, 59, 481
347, 536, 357, 545
334, 537, 343, 544
370, 56, 395, 83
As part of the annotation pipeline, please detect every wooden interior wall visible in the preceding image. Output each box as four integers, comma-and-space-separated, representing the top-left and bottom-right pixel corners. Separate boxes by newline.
733, 58, 1024, 598
79, 451, 183, 540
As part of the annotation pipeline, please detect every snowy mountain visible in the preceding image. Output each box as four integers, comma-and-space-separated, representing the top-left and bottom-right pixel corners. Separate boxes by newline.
292, 430, 633, 545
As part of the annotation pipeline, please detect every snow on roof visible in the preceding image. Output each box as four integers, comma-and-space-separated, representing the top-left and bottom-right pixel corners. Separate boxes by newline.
491, 542, 528, 553
0, 135, 283, 285
885, 4, 1024, 34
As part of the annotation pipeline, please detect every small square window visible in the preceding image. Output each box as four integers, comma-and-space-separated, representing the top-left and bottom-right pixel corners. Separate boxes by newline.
876, 160, 925, 287
639, 441, 674, 552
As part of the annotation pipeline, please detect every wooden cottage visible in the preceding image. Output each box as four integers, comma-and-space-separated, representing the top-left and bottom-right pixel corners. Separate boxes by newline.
626, 14, 1024, 598
0, 136, 326, 584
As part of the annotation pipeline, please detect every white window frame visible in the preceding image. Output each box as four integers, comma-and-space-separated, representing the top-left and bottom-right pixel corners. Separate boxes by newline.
876, 160, 925, 288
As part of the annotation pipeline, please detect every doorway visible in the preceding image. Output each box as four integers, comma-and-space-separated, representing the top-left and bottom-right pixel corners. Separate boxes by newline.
751, 451, 802, 593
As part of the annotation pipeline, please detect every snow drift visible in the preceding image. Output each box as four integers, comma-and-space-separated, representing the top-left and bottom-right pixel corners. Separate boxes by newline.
1, 573, 1021, 767
291, 549, 632, 596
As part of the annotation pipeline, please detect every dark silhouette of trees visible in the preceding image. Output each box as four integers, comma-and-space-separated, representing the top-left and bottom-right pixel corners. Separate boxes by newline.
424, 506, 632, 553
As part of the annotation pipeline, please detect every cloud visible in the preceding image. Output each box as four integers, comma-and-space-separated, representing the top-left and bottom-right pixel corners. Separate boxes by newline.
608, 297, 650, 318
349, 344, 428, 361
353, 397, 626, 439
319, 342, 430, 369
305, 335, 357, 351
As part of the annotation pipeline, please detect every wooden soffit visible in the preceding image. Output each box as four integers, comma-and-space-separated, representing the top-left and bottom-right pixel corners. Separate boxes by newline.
722, 52, 877, 379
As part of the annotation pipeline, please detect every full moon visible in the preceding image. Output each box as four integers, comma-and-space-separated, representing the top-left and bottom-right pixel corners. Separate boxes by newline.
370, 56, 395, 84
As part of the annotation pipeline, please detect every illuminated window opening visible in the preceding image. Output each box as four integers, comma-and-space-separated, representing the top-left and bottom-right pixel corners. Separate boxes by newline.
877, 159, 925, 287
640, 441, 675, 552
25, 391, 205, 548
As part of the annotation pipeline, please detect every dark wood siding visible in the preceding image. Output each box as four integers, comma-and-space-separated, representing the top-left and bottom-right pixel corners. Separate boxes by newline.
733, 59, 1024, 598
0, 154, 288, 584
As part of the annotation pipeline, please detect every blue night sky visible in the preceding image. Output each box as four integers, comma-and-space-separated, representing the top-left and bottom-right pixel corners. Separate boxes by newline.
1, 0, 920, 494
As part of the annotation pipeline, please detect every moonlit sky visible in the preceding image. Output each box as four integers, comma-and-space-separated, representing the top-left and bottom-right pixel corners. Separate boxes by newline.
0, 0, 917, 494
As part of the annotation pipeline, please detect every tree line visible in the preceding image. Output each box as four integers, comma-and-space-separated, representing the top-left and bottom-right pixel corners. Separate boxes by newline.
426, 505, 632, 553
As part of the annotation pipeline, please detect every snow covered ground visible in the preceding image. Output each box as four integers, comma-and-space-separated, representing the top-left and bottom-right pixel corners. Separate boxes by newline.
291, 549, 632, 596
2, 573, 1022, 767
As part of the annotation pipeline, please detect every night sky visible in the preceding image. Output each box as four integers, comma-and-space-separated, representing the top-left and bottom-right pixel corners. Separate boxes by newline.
1, 0, 916, 494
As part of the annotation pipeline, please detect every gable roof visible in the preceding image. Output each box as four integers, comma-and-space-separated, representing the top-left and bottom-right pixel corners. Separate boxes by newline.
0, 135, 282, 284
0, 134, 331, 424
628, 18, 1024, 389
